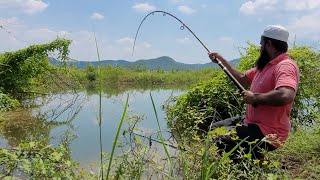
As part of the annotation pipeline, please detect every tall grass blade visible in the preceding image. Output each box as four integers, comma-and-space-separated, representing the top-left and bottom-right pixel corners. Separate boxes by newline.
93, 29, 104, 179
106, 94, 129, 179
149, 92, 174, 177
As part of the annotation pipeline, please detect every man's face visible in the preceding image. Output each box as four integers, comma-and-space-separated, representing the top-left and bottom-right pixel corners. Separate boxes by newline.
256, 37, 271, 70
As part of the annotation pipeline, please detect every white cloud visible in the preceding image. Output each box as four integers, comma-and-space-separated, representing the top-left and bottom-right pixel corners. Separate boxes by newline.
170, 0, 183, 3
176, 37, 190, 44
0, 17, 160, 61
178, 5, 196, 15
239, 0, 278, 15
0, 17, 27, 47
132, 3, 156, 12
0, 0, 48, 15
0, 17, 94, 59
141, 42, 151, 48
116, 37, 134, 45
287, 11, 320, 40
240, 0, 320, 15
25, 28, 57, 41
284, 0, 320, 11
110, 36, 155, 60
0, 17, 21, 28
238, 0, 320, 41
0, 18, 46, 52
91, 12, 104, 20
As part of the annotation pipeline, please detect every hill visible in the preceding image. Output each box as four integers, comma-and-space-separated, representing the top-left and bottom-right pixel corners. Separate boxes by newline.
50, 56, 240, 70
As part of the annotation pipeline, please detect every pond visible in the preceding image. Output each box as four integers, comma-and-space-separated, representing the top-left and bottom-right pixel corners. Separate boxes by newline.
0, 89, 184, 168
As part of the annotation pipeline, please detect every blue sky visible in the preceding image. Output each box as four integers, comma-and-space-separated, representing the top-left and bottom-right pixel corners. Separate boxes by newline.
0, 0, 319, 63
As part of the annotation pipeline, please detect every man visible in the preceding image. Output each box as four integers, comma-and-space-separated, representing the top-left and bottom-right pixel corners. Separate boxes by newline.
208, 25, 300, 159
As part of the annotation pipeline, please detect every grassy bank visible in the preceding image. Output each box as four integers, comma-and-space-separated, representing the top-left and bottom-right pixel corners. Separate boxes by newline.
39, 65, 221, 93
269, 124, 320, 179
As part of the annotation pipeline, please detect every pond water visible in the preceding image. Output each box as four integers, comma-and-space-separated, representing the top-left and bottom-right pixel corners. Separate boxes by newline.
0, 89, 184, 168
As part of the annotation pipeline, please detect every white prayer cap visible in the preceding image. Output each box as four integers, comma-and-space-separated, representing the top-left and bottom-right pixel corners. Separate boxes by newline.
262, 25, 289, 42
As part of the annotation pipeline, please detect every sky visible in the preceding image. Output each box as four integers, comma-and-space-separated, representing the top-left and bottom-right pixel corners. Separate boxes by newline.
0, 0, 319, 63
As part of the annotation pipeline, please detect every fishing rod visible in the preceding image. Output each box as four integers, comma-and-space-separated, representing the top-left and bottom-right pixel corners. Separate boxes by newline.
132, 10, 245, 92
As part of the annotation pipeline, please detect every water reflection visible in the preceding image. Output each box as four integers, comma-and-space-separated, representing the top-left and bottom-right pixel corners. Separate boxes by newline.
0, 89, 184, 167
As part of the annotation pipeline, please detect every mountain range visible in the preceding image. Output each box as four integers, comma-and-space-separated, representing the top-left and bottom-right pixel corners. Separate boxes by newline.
50, 56, 240, 70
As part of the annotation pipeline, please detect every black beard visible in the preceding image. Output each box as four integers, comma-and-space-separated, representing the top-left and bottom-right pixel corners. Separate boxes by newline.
256, 48, 271, 70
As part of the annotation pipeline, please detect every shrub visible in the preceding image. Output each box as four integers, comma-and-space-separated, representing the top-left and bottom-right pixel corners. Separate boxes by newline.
85, 64, 97, 82
0, 38, 71, 97
166, 71, 244, 140
0, 141, 80, 179
0, 92, 19, 111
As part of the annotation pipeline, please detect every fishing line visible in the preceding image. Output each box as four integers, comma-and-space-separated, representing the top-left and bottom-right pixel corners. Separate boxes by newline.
132, 10, 245, 92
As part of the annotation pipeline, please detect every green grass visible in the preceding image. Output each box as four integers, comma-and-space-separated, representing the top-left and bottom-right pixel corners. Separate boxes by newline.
106, 94, 129, 179
150, 92, 174, 177
268, 125, 320, 179
47, 66, 220, 89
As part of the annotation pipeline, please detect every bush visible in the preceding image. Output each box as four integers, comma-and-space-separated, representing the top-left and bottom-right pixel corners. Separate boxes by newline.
0, 92, 19, 111
166, 71, 244, 141
289, 46, 320, 127
0, 141, 80, 179
85, 64, 97, 82
0, 38, 71, 97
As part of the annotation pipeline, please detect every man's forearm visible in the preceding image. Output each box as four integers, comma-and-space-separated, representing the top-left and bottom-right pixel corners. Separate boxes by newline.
254, 88, 295, 106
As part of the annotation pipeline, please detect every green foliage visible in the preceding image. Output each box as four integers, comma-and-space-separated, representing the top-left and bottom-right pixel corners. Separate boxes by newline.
0, 141, 80, 179
166, 71, 244, 140
85, 64, 97, 82
0, 92, 19, 111
65, 65, 219, 87
105, 119, 288, 179
289, 46, 320, 126
106, 94, 129, 179
268, 124, 320, 179
0, 38, 71, 97
237, 43, 260, 72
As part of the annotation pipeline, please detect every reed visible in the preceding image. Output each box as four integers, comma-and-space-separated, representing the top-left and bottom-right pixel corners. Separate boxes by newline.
106, 94, 129, 179
149, 92, 174, 177
93, 30, 104, 179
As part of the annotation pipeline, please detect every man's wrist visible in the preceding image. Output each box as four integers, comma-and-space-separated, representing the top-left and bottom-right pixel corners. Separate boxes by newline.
253, 93, 262, 105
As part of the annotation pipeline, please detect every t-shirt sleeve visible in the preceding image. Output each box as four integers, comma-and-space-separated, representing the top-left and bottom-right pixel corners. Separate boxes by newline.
245, 67, 257, 84
274, 61, 299, 91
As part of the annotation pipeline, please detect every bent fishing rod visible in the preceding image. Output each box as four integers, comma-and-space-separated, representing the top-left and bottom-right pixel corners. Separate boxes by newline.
132, 10, 245, 92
